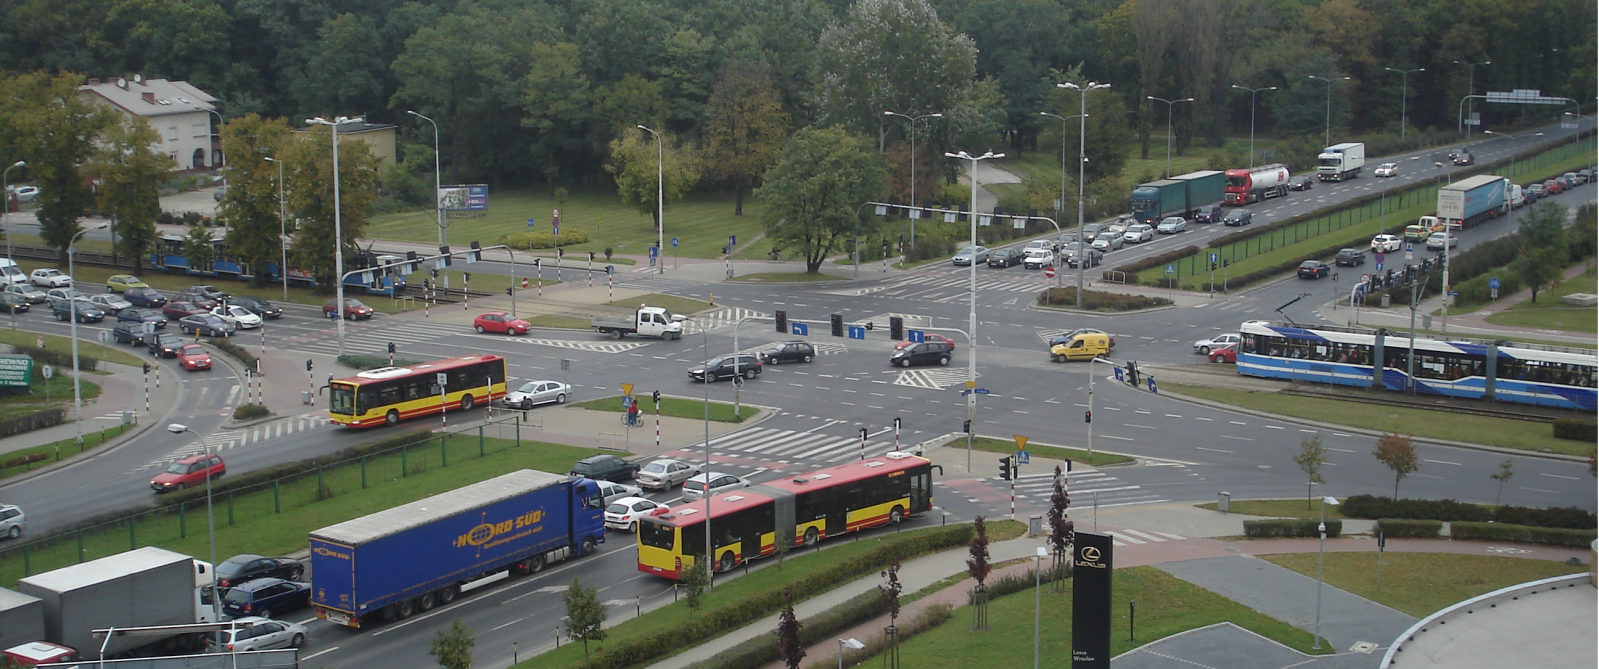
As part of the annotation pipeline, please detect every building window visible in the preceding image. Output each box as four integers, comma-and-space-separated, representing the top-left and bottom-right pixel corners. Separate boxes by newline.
192, 122, 208, 138
167, 126, 178, 142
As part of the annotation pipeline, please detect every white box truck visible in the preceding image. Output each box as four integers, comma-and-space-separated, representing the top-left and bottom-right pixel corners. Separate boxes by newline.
1317, 143, 1365, 181
14, 547, 216, 660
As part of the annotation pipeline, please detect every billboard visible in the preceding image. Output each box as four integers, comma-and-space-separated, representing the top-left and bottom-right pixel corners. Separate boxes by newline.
0, 354, 33, 388
1072, 531, 1114, 669
438, 184, 489, 212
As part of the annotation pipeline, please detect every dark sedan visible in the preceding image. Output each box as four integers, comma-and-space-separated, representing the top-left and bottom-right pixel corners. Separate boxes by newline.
221, 578, 311, 619
0, 293, 28, 314
986, 248, 1023, 268
163, 301, 207, 319
1288, 175, 1315, 191
1334, 248, 1366, 267
759, 341, 815, 365
216, 554, 305, 590
688, 354, 762, 382
117, 308, 168, 329
147, 333, 184, 358
1297, 260, 1331, 279
227, 296, 283, 319
179, 313, 235, 337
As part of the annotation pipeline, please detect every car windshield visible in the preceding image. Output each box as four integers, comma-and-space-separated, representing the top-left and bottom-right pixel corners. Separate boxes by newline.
346, 300, 366, 308
684, 479, 706, 491
165, 462, 190, 474
516, 382, 538, 393
223, 589, 251, 605
956, 247, 976, 255
182, 346, 205, 355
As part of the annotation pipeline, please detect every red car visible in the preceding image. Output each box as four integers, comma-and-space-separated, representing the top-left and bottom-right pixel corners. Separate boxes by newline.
150, 452, 225, 492
177, 344, 212, 371
323, 298, 374, 320
893, 333, 957, 351
473, 311, 531, 335
1544, 179, 1564, 195
163, 301, 207, 319
1208, 343, 1239, 364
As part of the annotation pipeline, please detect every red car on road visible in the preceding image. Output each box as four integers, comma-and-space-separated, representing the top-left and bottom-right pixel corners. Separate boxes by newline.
150, 452, 225, 492
1208, 343, 1239, 364
473, 311, 531, 335
163, 301, 207, 320
323, 298, 374, 320
177, 344, 212, 371
893, 333, 957, 352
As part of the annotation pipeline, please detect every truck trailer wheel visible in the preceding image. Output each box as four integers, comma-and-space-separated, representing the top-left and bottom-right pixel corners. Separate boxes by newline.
440, 585, 459, 604
395, 599, 415, 619
418, 592, 437, 612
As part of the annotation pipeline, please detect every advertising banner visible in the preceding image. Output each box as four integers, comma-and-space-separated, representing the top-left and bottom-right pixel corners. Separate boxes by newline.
1072, 531, 1114, 669
438, 184, 489, 212
0, 354, 34, 388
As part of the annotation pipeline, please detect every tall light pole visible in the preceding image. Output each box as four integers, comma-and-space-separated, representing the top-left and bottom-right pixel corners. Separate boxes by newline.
204, 109, 226, 192
637, 125, 665, 274
1145, 96, 1194, 178
406, 111, 445, 276
944, 150, 1002, 474
1454, 60, 1490, 137
69, 223, 110, 449
1313, 495, 1341, 650
1058, 80, 1110, 309
4, 160, 23, 330
263, 157, 288, 300
1033, 546, 1046, 669
167, 424, 222, 637
1383, 67, 1425, 142
1038, 113, 1079, 221
1483, 130, 1543, 182
884, 111, 943, 256
306, 116, 364, 357
1307, 75, 1350, 148
1231, 85, 1277, 168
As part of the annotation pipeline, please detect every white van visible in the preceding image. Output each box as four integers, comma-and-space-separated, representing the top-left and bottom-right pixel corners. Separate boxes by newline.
1509, 184, 1525, 209
0, 259, 26, 286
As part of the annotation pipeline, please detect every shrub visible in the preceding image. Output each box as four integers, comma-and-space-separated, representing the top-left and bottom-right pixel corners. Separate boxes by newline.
9, 345, 98, 372
969, 565, 1068, 603
1243, 518, 1341, 538
336, 354, 421, 371
1105, 245, 1201, 281
2, 451, 51, 470
1038, 288, 1173, 311
497, 230, 591, 250
1451, 521, 1597, 547
1492, 505, 1597, 530
204, 338, 257, 368
1340, 495, 1492, 522
0, 406, 68, 439
1374, 518, 1442, 538
1552, 419, 1597, 442
231, 403, 270, 420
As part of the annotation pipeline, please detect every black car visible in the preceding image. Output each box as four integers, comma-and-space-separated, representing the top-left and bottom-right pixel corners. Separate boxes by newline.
689, 354, 762, 382
1066, 248, 1103, 268
570, 454, 639, 483
1453, 152, 1474, 166
759, 341, 816, 365
122, 286, 168, 308
987, 248, 1023, 268
1193, 205, 1223, 224
221, 578, 311, 619
1297, 260, 1331, 279
112, 321, 153, 345
0, 293, 28, 314
179, 313, 234, 337
227, 296, 283, 319
148, 332, 184, 358
1222, 209, 1253, 227
890, 340, 952, 368
216, 554, 305, 590
51, 300, 104, 323
1334, 248, 1366, 266
174, 287, 221, 310
117, 308, 168, 329
1288, 175, 1315, 191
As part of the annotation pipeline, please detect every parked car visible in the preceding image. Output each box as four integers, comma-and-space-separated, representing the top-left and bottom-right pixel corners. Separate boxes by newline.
1122, 224, 1155, 243
604, 497, 662, 532
177, 343, 212, 370
112, 321, 153, 345
0, 293, 28, 314
1425, 232, 1457, 250
323, 298, 374, 320
1193, 333, 1241, 356
1296, 260, 1331, 279
951, 245, 990, 266
221, 578, 311, 619
636, 458, 700, 491
473, 311, 530, 335
1222, 209, 1253, 227
688, 354, 762, 382
44, 287, 84, 308
1544, 179, 1564, 195
51, 299, 104, 323
1288, 175, 1315, 191
123, 286, 168, 308
503, 380, 568, 409
890, 340, 952, 367
1334, 248, 1366, 267
1156, 217, 1187, 234
1193, 204, 1224, 224
759, 341, 816, 365
1373, 162, 1399, 177
1208, 342, 1239, 364
1525, 183, 1545, 200
596, 480, 643, 506
1091, 232, 1124, 251
986, 248, 1023, 268
1370, 234, 1403, 253
216, 555, 303, 590
150, 452, 225, 492
11, 185, 39, 202
207, 617, 306, 652
569, 454, 639, 483
0, 503, 24, 539
147, 332, 184, 358
163, 301, 207, 319
87, 293, 133, 314
1022, 249, 1055, 269
4, 283, 48, 304
179, 313, 235, 337
211, 305, 262, 329
105, 275, 149, 293
29, 268, 72, 288
226, 296, 282, 319
682, 472, 751, 500
894, 333, 957, 352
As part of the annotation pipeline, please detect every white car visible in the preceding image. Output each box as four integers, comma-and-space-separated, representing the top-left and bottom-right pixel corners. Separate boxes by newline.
1022, 249, 1055, 269
1122, 224, 1155, 243
636, 458, 700, 490
29, 269, 71, 288
206, 617, 306, 652
1106, 219, 1132, 235
88, 293, 133, 314
1023, 239, 1054, 254
503, 380, 569, 409
1425, 232, 1457, 250
11, 186, 39, 203
1370, 234, 1402, 253
681, 472, 751, 500
211, 305, 263, 329
596, 480, 644, 506
1373, 163, 1398, 177
1, 502, 24, 539
1156, 217, 1187, 234
1193, 333, 1241, 355
604, 496, 661, 532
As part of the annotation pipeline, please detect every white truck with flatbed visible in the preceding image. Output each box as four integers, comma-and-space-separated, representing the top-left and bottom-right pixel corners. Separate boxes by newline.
591, 305, 686, 340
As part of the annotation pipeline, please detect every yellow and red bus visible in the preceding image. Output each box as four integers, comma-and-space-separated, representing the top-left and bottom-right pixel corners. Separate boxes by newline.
636, 452, 934, 579
329, 354, 508, 427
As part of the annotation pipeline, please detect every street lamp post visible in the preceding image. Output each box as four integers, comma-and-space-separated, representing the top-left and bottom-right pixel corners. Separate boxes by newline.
1307, 76, 1351, 148
1145, 97, 1193, 178
306, 116, 364, 357
1033, 546, 1046, 669
69, 223, 110, 448
406, 111, 446, 278
1482, 130, 1544, 184
681, 314, 713, 588
1313, 495, 1341, 650
168, 424, 223, 638
636, 125, 665, 275
4, 160, 23, 330
1454, 60, 1491, 137
1230, 85, 1277, 168
944, 150, 1002, 474
1383, 67, 1425, 142
1058, 80, 1110, 309
1038, 113, 1080, 222
884, 111, 943, 256
837, 638, 864, 669
263, 157, 288, 300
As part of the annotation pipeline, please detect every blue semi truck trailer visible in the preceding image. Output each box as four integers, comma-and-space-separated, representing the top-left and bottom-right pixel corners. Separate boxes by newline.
309, 469, 606, 629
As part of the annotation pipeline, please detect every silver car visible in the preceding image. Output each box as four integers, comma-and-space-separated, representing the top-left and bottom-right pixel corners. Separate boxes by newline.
45, 287, 84, 308
951, 245, 990, 266
681, 472, 751, 500
504, 380, 569, 409
4, 283, 48, 304
1, 503, 24, 539
1091, 232, 1124, 251
636, 458, 700, 490
596, 480, 644, 506
207, 617, 306, 652
88, 293, 133, 314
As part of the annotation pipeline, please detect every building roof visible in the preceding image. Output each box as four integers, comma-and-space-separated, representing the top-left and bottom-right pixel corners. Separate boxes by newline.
79, 76, 216, 118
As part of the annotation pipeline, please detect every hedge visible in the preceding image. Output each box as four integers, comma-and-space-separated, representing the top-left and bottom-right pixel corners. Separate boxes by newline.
0, 406, 67, 439
970, 564, 1069, 603
1342, 495, 1596, 529
1104, 245, 1200, 283
497, 230, 590, 250
232, 403, 270, 420
1491, 505, 1597, 530
1243, 518, 1342, 538
683, 588, 887, 669
1037, 288, 1173, 311
1374, 518, 1442, 538
1450, 521, 1597, 548
1552, 419, 1597, 442
204, 337, 257, 368
8, 345, 98, 373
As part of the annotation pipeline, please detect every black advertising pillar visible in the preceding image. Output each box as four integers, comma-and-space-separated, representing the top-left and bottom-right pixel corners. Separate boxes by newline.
1072, 531, 1114, 669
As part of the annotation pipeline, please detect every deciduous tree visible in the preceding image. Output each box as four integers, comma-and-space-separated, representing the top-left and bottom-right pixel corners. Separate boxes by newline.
702, 60, 788, 216
562, 576, 607, 657
88, 116, 172, 272
427, 618, 474, 669
755, 126, 885, 273
605, 127, 699, 232
967, 515, 991, 587
1372, 432, 1419, 498
681, 560, 709, 619
1294, 434, 1328, 509
1047, 465, 1073, 586
1513, 202, 1567, 303
218, 114, 293, 286
1490, 459, 1513, 506
776, 588, 804, 669
283, 124, 378, 289
0, 71, 118, 264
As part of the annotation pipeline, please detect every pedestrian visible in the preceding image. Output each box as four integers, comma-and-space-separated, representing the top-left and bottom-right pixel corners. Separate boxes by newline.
913, 441, 925, 457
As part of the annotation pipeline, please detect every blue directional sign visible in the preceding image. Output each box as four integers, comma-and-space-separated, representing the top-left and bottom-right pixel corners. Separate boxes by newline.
907, 329, 926, 343
974, 388, 990, 395
671, 237, 679, 247
729, 235, 736, 248
527, 217, 536, 228
1489, 277, 1501, 290
1375, 261, 1384, 272
1147, 377, 1158, 394
649, 245, 659, 259
1113, 367, 1124, 382
847, 326, 866, 340
1209, 253, 1218, 263
792, 323, 808, 336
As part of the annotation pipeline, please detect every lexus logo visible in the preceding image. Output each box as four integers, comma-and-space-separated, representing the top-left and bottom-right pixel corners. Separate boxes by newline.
1081, 546, 1102, 562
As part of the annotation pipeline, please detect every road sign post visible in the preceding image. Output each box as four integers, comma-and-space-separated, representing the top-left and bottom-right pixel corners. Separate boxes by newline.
437, 372, 449, 429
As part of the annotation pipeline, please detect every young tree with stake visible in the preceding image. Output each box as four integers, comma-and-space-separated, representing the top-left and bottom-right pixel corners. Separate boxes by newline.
562, 576, 607, 657
1294, 435, 1328, 509
776, 588, 805, 669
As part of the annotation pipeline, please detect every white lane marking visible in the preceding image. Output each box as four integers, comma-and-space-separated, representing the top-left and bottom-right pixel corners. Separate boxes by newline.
1195, 417, 1213, 422
1100, 435, 1134, 441
1264, 425, 1284, 430
1229, 421, 1246, 425
1219, 435, 1254, 441
1538, 473, 1579, 480
1197, 447, 1232, 453
1123, 424, 1156, 430
1423, 459, 1461, 466
301, 648, 339, 661
1330, 448, 1355, 453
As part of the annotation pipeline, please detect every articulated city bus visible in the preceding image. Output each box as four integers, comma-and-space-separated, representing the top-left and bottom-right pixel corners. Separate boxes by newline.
329, 354, 507, 427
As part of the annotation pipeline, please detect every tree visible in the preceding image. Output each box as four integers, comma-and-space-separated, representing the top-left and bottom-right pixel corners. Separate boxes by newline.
1044, 64, 1132, 183
755, 126, 886, 273
775, 588, 805, 669
1372, 432, 1420, 498
562, 576, 607, 657
605, 127, 699, 232
966, 515, 992, 587
1490, 459, 1514, 506
1294, 434, 1328, 510
681, 559, 709, 619
879, 558, 902, 625
0, 71, 118, 264
218, 114, 293, 286
520, 41, 593, 192
427, 618, 474, 669
283, 123, 379, 289
88, 116, 172, 272
181, 225, 216, 271
1047, 465, 1074, 589
702, 60, 789, 216
1513, 202, 1568, 303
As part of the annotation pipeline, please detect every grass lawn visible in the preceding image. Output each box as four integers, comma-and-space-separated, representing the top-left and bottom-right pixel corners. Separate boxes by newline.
964, 436, 1135, 467
604, 293, 710, 316
1195, 498, 1350, 520
728, 271, 845, 283
524, 315, 590, 329
0, 422, 130, 481
572, 396, 757, 423
1484, 265, 1597, 333
1164, 383, 1589, 456
0, 326, 142, 368
871, 565, 1330, 665
1261, 552, 1586, 617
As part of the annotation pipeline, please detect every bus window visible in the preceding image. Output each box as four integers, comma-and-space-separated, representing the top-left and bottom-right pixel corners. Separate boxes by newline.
330, 384, 356, 414
639, 522, 675, 551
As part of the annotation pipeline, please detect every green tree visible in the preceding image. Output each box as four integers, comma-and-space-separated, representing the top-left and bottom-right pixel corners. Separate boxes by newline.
681, 560, 709, 619
427, 618, 474, 669
1490, 459, 1513, 506
775, 588, 804, 669
966, 515, 991, 587
1372, 432, 1420, 498
219, 114, 293, 286
605, 127, 699, 232
283, 124, 379, 289
88, 116, 172, 273
0, 71, 118, 264
520, 41, 593, 191
100, 0, 232, 91
1044, 64, 1132, 184
1293, 434, 1328, 510
182, 224, 216, 271
755, 126, 885, 273
293, 13, 392, 117
702, 60, 789, 216
562, 576, 607, 657
1513, 202, 1567, 303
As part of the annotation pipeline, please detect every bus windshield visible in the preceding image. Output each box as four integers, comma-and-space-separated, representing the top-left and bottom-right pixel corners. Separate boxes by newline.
330, 383, 356, 415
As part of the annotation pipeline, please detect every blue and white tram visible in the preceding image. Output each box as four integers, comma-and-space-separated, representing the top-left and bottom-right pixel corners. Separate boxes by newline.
1236, 321, 1597, 411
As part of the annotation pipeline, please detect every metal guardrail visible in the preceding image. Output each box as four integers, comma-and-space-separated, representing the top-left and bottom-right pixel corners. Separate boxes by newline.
40, 649, 298, 669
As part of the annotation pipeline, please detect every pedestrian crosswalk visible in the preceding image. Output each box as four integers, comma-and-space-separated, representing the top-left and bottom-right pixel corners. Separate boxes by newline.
877, 274, 1050, 297
859, 312, 934, 330
682, 306, 765, 333
133, 411, 333, 473
958, 468, 1175, 520
675, 425, 917, 465
893, 367, 978, 389
504, 338, 650, 354
289, 319, 465, 356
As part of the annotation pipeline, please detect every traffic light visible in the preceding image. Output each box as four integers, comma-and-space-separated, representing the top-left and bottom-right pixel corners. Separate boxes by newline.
652, 390, 661, 404
1084, 410, 1092, 424
1064, 458, 1073, 473
438, 245, 453, 266
830, 313, 843, 337
1210, 262, 1217, 271
1223, 259, 1230, 268
463, 273, 471, 283
999, 457, 1011, 480
533, 258, 541, 268
962, 419, 972, 433
142, 363, 151, 374
775, 310, 787, 333
589, 251, 596, 262
889, 316, 903, 341
506, 287, 513, 297
387, 342, 396, 354
467, 241, 482, 263
306, 359, 313, 372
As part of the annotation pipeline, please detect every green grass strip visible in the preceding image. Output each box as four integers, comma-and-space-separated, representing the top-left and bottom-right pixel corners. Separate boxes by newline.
1262, 552, 1585, 617
964, 436, 1135, 467
1195, 499, 1351, 520
0, 422, 130, 482
572, 396, 757, 423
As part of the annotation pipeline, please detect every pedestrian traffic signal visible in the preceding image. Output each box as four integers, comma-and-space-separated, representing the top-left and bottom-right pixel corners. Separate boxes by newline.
388, 342, 396, 354
652, 390, 661, 404
962, 419, 972, 433
775, 310, 787, 333
1064, 458, 1073, 473
306, 359, 313, 372
1084, 410, 1092, 424
506, 287, 513, 297
142, 363, 151, 374
830, 313, 843, 337
889, 316, 903, 340
589, 251, 596, 262
999, 457, 1011, 480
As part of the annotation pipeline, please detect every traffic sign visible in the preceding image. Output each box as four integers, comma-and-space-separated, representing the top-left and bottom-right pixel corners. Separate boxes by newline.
792, 323, 808, 336
1016, 451, 1030, 465
974, 388, 990, 395
671, 237, 679, 247
1013, 435, 1029, 450
527, 217, 536, 228
729, 234, 736, 248
606, 265, 615, 274
649, 245, 658, 258
621, 383, 634, 397
1489, 277, 1501, 290
1374, 252, 1385, 264
1360, 273, 1371, 284
1209, 252, 1219, 263
907, 330, 925, 343
1147, 377, 1158, 394
1375, 261, 1384, 272
1165, 264, 1175, 274
847, 326, 865, 339
42, 365, 52, 379
1044, 266, 1055, 278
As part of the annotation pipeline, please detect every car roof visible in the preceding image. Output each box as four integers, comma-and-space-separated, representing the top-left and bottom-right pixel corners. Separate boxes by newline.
610, 496, 652, 506
235, 577, 288, 591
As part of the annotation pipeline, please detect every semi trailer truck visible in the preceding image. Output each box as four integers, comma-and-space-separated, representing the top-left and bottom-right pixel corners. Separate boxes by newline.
1223, 164, 1291, 205
1129, 170, 1225, 224
1417, 175, 1509, 231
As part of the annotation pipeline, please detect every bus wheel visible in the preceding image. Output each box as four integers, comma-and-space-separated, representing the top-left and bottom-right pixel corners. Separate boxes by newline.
385, 410, 400, 426
418, 592, 437, 612
803, 527, 819, 547
461, 394, 475, 411
890, 506, 905, 524
580, 537, 597, 557
395, 599, 415, 619
719, 552, 735, 572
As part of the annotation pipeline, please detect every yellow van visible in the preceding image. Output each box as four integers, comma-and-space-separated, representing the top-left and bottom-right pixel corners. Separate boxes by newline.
1049, 333, 1111, 362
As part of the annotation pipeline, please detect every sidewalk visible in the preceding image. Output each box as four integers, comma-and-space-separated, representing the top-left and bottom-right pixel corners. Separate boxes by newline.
0, 354, 178, 483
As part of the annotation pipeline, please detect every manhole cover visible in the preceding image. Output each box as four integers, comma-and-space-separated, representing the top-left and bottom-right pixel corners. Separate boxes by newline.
1350, 642, 1379, 654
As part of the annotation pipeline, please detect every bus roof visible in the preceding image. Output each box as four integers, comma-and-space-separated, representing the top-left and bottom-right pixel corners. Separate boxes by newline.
646, 489, 777, 528
331, 354, 504, 386
764, 453, 927, 494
